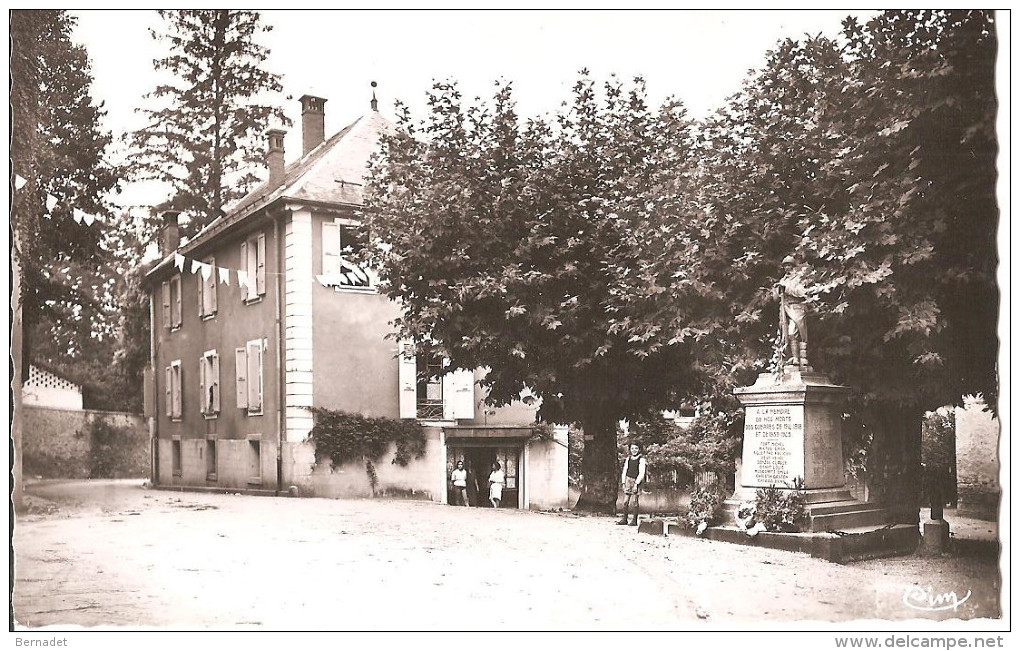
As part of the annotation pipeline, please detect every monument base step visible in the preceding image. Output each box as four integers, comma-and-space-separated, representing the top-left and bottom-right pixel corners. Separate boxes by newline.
644, 519, 919, 563
722, 495, 893, 533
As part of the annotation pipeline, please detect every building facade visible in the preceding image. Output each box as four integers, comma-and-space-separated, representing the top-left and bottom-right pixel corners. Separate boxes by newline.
144, 94, 568, 510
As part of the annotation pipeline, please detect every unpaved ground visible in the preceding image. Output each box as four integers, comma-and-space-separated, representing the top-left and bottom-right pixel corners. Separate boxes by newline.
12, 480, 1003, 630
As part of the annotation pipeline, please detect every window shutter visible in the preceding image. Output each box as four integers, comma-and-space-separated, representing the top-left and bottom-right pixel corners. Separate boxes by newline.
240, 240, 249, 300
172, 276, 182, 327
162, 281, 171, 328
172, 365, 182, 418
235, 347, 248, 409
443, 369, 475, 420
198, 269, 205, 317
247, 340, 263, 412
211, 352, 220, 412
207, 256, 217, 314
256, 232, 266, 296
322, 222, 341, 276
199, 356, 207, 415
165, 366, 172, 416
398, 341, 417, 418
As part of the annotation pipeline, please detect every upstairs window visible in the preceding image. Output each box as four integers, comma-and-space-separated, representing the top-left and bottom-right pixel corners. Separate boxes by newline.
397, 342, 474, 421
198, 256, 217, 318
240, 232, 266, 302
416, 351, 445, 420
322, 220, 371, 288
162, 275, 183, 330
199, 350, 220, 417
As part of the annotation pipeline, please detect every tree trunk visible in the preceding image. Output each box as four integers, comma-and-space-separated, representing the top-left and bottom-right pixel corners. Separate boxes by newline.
574, 413, 620, 514
867, 405, 923, 525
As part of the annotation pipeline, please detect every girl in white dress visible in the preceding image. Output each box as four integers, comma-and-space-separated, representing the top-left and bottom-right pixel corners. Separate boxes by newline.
488, 462, 505, 508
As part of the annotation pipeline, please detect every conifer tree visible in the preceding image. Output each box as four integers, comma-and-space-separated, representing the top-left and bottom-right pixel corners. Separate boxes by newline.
10, 9, 120, 378
128, 10, 290, 238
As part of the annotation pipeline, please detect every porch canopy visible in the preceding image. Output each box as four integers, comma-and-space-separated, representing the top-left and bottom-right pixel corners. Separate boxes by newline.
443, 426, 536, 440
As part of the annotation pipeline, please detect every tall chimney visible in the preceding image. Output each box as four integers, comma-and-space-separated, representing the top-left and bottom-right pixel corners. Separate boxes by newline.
266, 128, 287, 188
299, 94, 326, 156
158, 210, 181, 256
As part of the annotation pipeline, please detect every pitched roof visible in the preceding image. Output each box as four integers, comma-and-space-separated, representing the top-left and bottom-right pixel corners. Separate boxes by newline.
147, 109, 396, 277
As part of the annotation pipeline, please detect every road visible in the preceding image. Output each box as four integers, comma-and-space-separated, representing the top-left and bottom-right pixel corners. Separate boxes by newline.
12, 479, 1002, 630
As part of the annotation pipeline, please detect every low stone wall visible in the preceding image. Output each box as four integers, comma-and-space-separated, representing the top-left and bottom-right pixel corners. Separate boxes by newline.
21, 405, 148, 479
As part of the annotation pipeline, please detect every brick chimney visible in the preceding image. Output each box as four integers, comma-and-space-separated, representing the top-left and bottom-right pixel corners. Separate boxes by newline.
266, 128, 287, 188
158, 210, 181, 256
299, 94, 327, 156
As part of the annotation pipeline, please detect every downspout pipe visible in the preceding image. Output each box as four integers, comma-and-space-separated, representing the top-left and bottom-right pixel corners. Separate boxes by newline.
149, 290, 158, 485
273, 213, 286, 496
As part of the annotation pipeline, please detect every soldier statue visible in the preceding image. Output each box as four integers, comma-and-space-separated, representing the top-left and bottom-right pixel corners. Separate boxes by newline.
777, 273, 810, 370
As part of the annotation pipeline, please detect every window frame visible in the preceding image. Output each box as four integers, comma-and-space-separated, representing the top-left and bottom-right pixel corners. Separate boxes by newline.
199, 349, 221, 419
166, 359, 183, 421
322, 219, 374, 291
241, 232, 266, 304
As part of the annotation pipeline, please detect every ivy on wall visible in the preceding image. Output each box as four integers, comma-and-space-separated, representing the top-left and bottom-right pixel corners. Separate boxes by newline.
307, 408, 427, 493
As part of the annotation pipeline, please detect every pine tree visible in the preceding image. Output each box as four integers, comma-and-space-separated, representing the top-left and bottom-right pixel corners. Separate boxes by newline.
127, 10, 290, 238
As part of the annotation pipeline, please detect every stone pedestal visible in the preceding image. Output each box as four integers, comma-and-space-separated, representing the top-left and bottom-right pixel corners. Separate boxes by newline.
727, 367, 890, 533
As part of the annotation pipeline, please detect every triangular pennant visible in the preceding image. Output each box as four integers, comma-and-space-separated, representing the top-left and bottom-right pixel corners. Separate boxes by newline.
14, 175, 27, 190
191, 259, 201, 274
83, 213, 96, 226
200, 262, 213, 280
237, 270, 250, 290
174, 253, 186, 271
218, 267, 231, 285
72, 211, 83, 224
46, 194, 59, 211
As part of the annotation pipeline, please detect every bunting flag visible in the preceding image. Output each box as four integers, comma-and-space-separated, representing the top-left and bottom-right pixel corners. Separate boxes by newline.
200, 262, 213, 280
14, 175, 27, 191
46, 194, 58, 212
218, 267, 231, 285
237, 269, 250, 290
191, 259, 201, 274
83, 213, 96, 226
71, 210, 84, 224
174, 253, 186, 271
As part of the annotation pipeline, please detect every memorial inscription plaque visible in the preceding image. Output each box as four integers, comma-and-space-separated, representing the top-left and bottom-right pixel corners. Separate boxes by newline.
742, 404, 805, 487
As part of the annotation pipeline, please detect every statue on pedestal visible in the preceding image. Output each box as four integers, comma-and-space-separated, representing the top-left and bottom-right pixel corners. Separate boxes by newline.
777, 273, 810, 370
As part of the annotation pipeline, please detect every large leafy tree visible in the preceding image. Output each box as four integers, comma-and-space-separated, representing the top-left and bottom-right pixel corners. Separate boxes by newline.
127, 10, 289, 238
634, 11, 998, 522
363, 77, 706, 511
10, 10, 120, 381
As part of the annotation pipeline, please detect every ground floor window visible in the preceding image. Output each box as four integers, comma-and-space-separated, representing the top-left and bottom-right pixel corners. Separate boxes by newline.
172, 439, 182, 477
206, 439, 217, 481
248, 439, 262, 484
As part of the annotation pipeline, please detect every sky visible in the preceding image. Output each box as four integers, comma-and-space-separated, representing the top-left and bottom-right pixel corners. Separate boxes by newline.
70, 9, 875, 209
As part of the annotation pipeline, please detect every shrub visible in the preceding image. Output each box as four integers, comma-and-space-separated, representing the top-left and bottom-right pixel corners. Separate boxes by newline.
308, 408, 427, 493
753, 478, 807, 532
87, 417, 142, 478
686, 482, 727, 531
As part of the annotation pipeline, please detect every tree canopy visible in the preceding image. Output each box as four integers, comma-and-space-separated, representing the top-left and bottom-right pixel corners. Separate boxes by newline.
10, 10, 121, 382
363, 76, 707, 509
363, 11, 998, 517
127, 10, 289, 238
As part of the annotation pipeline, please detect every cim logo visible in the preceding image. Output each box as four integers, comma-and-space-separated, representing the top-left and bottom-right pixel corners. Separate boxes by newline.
902, 585, 972, 612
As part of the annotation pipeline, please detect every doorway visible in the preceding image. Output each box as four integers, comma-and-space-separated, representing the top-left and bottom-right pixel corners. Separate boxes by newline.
447, 443, 522, 508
